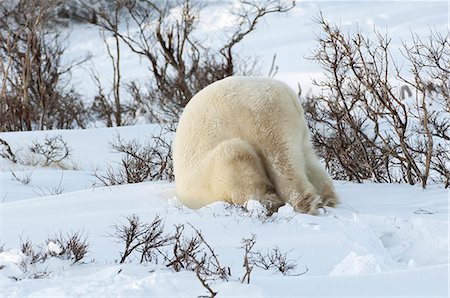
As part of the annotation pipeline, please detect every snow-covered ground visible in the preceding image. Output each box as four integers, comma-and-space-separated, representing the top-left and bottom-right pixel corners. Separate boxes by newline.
1, 1, 449, 297
1, 125, 448, 297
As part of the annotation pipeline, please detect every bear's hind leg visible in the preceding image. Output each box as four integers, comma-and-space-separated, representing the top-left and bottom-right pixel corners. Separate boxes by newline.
209, 138, 284, 214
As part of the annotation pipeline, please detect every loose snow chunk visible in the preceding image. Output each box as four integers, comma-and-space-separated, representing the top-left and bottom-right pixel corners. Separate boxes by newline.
47, 241, 63, 255
0, 249, 25, 265
0, 250, 26, 279
277, 203, 295, 215
203, 201, 231, 211
330, 252, 382, 276
244, 199, 266, 212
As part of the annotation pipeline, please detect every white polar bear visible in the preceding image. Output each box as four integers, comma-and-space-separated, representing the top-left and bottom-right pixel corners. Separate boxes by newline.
173, 76, 338, 214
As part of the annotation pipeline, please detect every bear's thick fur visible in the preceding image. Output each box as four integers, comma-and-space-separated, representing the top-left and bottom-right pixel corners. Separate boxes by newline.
173, 77, 338, 214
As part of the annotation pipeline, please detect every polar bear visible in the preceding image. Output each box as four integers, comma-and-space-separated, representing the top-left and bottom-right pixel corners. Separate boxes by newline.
173, 76, 338, 214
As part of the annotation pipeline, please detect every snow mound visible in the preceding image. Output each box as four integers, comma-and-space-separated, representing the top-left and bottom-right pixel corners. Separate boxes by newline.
330, 252, 384, 276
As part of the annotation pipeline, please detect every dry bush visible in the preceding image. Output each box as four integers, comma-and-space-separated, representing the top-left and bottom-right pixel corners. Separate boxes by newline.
165, 224, 202, 272
94, 126, 174, 186
20, 232, 89, 265
6, 232, 90, 280
167, 224, 231, 297
85, 0, 130, 127
167, 223, 230, 276
250, 247, 302, 275
10, 170, 33, 185
109, 214, 173, 264
46, 232, 90, 264
32, 172, 65, 197
75, 0, 294, 124
304, 13, 449, 188
20, 238, 45, 265
240, 234, 256, 284
0, 0, 90, 132
110, 215, 230, 297
109, 216, 308, 296
0, 244, 4, 270
0, 138, 17, 162
240, 235, 306, 277
110, 214, 149, 263
136, 216, 174, 264
29, 135, 71, 166
3, 135, 73, 170
29, 135, 71, 167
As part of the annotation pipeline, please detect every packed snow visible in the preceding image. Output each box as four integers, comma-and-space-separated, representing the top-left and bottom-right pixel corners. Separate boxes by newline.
1, 124, 448, 297
1, 0, 449, 297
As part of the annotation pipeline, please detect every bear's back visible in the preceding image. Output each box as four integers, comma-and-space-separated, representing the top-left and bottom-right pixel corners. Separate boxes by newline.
173, 76, 306, 177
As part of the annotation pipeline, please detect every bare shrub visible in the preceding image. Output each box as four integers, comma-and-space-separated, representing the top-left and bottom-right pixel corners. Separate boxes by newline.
109, 214, 173, 264
109, 213, 231, 296
110, 214, 147, 263
305, 13, 449, 188
0, 138, 17, 162
1, 233, 89, 280
10, 170, 33, 185
76, 0, 294, 124
29, 135, 71, 167
19, 233, 90, 265
0, 0, 89, 132
90, 66, 138, 127
166, 223, 230, 298
18, 238, 50, 279
94, 126, 174, 186
4, 135, 73, 170
17, 257, 49, 280
21, 233, 90, 265
168, 224, 230, 278
110, 215, 230, 297
108, 216, 308, 296
0, 244, 4, 270
136, 217, 174, 264
165, 224, 202, 272
240, 234, 256, 284
85, 0, 135, 127
239, 235, 307, 277
46, 232, 90, 264
20, 238, 45, 265
251, 247, 301, 275
31, 172, 65, 197
195, 257, 218, 298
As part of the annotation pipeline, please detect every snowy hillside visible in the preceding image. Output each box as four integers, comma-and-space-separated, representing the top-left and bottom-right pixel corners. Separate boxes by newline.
1, 0, 449, 297
1, 125, 448, 297
67, 0, 449, 99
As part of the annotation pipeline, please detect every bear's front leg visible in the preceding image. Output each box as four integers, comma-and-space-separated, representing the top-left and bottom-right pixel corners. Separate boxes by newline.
287, 191, 320, 215
265, 159, 321, 215
302, 143, 339, 208
257, 191, 285, 215
261, 142, 321, 215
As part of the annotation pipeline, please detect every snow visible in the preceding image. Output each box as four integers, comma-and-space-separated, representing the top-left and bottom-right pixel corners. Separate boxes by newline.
1, 125, 448, 296
47, 242, 63, 256
1, 1, 449, 297
66, 0, 448, 101
329, 252, 383, 276
0, 125, 163, 172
